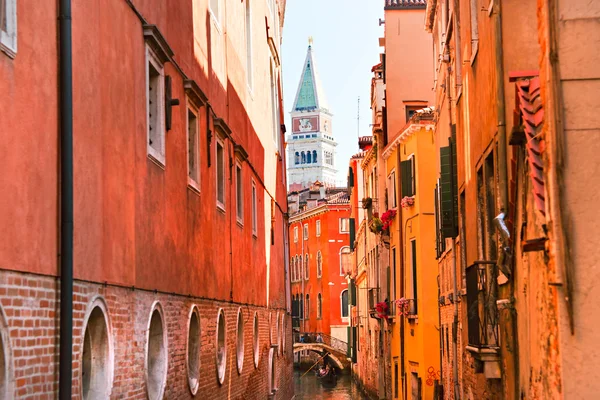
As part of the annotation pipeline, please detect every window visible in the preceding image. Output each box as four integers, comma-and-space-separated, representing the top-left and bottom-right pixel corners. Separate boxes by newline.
301, 151, 306, 164
305, 294, 310, 319
293, 226, 298, 243
405, 105, 421, 121
270, 62, 280, 150
294, 152, 300, 165
216, 140, 225, 209
236, 164, 243, 223
401, 155, 416, 198
388, 170, 397, 208
251, 181, 257, 236
303, 223, 308, 240
316, 220, 321, 237
187, 306, 201, 395
146, 46, 166, 165
391, 247, 397, 314
304, 254, 309, 280
341, 290, 349, 318
477, 152, 497, 261
253, 312, 260, 368
0, 0, 16, 56
339, 246, 351, 276
210, 0, 220, 25
216, 309, 227, 384
470, 0, 479, 48
317, 251, 322, 278
340, 218, 350, 233
245, 0, 253, 89
408, 240, 418, 315
317, 293, 322, 319
307, 151, 312, 163
146, 303, 168, 400
236, 309, 245, 373
81, 299, 113, 400
312, 150, 318, 163
187, 107, 200, 188
394, 361, 399, 398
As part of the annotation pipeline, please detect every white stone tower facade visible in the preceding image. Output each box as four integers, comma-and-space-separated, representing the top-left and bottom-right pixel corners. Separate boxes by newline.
287, 40, 338, 190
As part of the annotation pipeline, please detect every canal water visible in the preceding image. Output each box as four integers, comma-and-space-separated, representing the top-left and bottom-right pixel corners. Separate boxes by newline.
293, 369, 368, 399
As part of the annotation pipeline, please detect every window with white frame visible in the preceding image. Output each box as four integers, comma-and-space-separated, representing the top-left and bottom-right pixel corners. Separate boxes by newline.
317, 251, 322, 278
210, 0, 220, 25
293, 226, 298, 243
251, 180, 257, 236
146, 46, 166, 164
245, 0, 253, 89
236, 163, 243, 223
216, 140, 225, 209
316, 220, 321, 237
339, 218, 350, 233
317, 293, 322, 319
187, 107, 200, 188
341, 290, 349, 319
303, 224, 308, 240
388, 170, 397, 208
0, 0, 17, 56
270, 62, 280, 151
340, 246, 351, 276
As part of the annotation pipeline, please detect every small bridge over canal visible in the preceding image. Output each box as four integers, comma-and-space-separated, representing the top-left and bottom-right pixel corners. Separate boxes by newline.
293, 332, 350, 370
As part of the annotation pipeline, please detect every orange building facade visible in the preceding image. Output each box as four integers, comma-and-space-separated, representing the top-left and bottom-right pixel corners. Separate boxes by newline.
0, 0, 292, 398
289, 187, 351, 343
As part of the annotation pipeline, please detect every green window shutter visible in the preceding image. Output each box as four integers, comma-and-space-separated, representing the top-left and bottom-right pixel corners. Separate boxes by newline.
401, 160, 412, 197
440, 139, 458, 238
410, 156, 416, 197
349, 218, 356, 250
347, 326, 352, 357
348, 166, 355, 190
349, 279, 357, 306
434, 184, 441, 258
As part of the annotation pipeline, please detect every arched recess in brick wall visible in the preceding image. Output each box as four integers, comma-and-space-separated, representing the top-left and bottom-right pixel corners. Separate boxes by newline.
253, 312, 259, 368
0, 305, 13, 399
145, 302, 168, 400
236, 308, 244, 374
80, 296, 114, 400
268, 347, 277, 395
216, 308, 227, 385
186, 306, 201, 395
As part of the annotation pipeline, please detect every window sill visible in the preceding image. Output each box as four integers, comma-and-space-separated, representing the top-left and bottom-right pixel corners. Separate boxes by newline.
466, 345, 500, 360
187, 178, 201, 195
0, 41, 16, 59
252, 232, 258, 239
236, 219, 244, 228
470, 41, 479, 67
407, 314, 418, 323
217, 203, 226, 214
147, 152, 166, 170
209, 11, 222, 34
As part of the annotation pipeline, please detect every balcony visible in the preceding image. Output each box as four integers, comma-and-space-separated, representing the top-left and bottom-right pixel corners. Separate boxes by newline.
466, 262, 501, 379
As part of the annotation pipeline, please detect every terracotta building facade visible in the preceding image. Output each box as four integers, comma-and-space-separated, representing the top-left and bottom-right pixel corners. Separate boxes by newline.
0, 0, 292, 398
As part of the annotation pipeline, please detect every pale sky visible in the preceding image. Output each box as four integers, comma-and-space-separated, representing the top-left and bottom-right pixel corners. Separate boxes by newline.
281, 0, 384, 186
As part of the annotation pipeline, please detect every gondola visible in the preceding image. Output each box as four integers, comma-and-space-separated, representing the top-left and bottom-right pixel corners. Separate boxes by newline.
315, 365, 337, 386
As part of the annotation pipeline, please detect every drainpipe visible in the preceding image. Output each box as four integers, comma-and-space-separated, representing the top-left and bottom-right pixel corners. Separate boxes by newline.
59, 0, 74, 398
395, 148, 406, 400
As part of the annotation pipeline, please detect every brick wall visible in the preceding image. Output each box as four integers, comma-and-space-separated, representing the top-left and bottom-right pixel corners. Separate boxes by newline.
0, 270, 293, 399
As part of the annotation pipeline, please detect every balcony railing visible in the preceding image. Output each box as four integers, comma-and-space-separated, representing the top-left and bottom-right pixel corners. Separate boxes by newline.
466, 263, 499, 349
293, 331, 348, 354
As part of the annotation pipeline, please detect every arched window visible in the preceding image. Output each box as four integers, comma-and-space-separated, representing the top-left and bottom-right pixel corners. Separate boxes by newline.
341, 290, 349, 318
339, 246, 351, 276
301, 151, 306, 164
305, 294, 310, 319
299, 296, 304, 320
297, 255, 301, 282
317, 251, 322, 278
294, 152, 300, 165
304, 254, 309, 280
236, 308, 245, 373
313, 150, 317, 163
306, 151, 312, 163
187, 306, 201, 395
317, 293, 322, 319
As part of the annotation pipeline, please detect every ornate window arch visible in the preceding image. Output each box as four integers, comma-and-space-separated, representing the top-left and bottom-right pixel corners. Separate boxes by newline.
317, 251, 323, 278
304, 254, 309, 280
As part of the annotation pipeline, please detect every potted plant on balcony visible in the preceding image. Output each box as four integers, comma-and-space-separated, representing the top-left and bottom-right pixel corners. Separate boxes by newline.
375, 301, 389, 321
381, 209, 397, 235
400, 196, 415, 208
395, 297, 411, 316
369, 217, 383, 234
362, 197, 373, 209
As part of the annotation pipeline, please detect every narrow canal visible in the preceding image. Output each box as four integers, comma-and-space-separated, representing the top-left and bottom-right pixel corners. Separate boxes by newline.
293, 369, 368, 399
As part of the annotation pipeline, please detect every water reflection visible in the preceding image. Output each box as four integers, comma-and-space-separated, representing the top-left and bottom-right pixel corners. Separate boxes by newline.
294, 369, 367, 399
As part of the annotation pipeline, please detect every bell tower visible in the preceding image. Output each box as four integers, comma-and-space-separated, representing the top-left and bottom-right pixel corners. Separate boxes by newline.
287, 39, 338, 191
